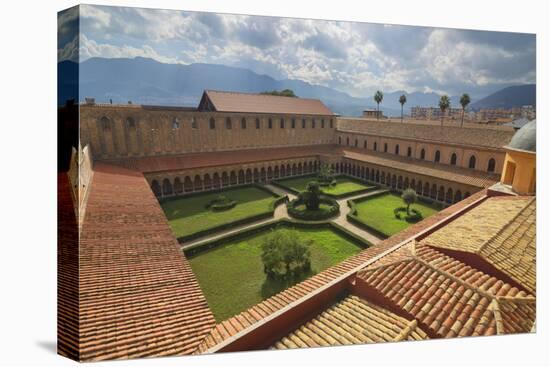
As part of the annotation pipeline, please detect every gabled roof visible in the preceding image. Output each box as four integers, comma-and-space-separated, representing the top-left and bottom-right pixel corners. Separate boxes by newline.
199, 90, 334, 116
272, 295, 428, 349
420, 196, 536, 293
77, 163, 216, 361
356, 244, 535, 338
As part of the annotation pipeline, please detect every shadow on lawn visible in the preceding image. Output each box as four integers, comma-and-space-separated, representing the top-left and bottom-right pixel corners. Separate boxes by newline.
260, 270, 315, 299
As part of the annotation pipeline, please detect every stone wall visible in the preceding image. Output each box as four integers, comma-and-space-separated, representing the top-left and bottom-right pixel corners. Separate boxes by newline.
80, 104, 336, 160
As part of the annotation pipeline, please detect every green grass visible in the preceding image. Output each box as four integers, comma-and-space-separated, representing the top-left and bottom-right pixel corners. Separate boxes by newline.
276, 176, 372, 196
188, 227, 362, 322
353, 193, 440, 236
161, 187, 276, 238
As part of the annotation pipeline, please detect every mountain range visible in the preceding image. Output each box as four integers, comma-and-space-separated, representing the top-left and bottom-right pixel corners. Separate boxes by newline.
58, 57, 535, 116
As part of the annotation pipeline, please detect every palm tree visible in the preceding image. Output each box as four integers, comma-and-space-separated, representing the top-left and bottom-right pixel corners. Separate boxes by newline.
374, 90, 383, 120
399, 94, 407, 123
439, 95, 450, 126
459, 93, 471, 127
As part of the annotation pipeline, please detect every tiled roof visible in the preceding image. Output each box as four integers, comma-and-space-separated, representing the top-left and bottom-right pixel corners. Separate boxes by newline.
196, 190, 487, 353
356, 244, 535, 338
78, 163, 216, 361
102, 145, 337, 174
272, 295, 427, 349
202, 90, 334, 116
337, 118, 515, 149
339, 147, 499, 188
421, 196, 536, 293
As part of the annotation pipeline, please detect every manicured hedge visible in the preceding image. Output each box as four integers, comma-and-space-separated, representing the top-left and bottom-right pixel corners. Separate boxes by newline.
345, 190, 392, 239
184, 218, 372, 257
272, 174, 379, 199
287, 196, 340, 221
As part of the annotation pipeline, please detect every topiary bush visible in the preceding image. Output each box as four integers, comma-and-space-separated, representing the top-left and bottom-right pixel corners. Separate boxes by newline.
206, 194, 237, 211
287, 195, 339, 221
393, 206, 423, 223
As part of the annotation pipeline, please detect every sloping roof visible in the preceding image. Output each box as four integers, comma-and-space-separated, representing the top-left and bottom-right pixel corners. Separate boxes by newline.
103, 145, 337, 174
340, 148, 499, 188
201, 90, 334, 116
421, 196, 536, 293
78, 163, 216, 361
337, 118, 515, 149
356, 244, 535, 338
195, 190, 488, 353
272, 295, 428, 349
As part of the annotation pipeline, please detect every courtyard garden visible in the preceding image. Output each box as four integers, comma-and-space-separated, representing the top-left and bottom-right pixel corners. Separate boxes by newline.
161, 186, 281, 240
186, 222, 367, 322
347, 190, 441, 238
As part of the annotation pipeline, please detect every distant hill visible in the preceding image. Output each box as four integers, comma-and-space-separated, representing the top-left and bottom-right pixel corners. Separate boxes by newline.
470, 84, 536, 110
60, 57, 534, 116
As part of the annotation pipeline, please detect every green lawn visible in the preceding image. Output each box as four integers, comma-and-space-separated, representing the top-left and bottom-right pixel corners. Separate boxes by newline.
276, 176, 372, 196
161, 187, 276, 238
188, 226, 363, 322
352, 193, 440, 237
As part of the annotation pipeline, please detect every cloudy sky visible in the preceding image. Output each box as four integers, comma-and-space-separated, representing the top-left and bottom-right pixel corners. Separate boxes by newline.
58, 4, 536, 99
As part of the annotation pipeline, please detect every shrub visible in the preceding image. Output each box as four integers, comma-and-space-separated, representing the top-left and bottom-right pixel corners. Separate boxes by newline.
206, 194, 237, 211
401, 188, 418, 215
261, 230, 312, 280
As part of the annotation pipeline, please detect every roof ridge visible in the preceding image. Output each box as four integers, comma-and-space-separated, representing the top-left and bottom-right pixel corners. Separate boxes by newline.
490, 299, 505, 334
477, 197, 535, 255
393, 319, 419, 341
357, 257, 415, 275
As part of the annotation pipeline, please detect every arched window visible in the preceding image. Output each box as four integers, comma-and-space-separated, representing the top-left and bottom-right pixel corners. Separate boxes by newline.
374, 142, 378, 151
338, 136, 342, 145
191, 117, 198, 129
434, 150, 441, 163
346, 137, 350, 146
450, 153, 457, 165
420, 149, 426, 160
312, 119, 316, 128
226, 117, 232, 129
469, 155, 477, 169
280, 117, 285, 128
302, 119, 306, 128
241, 117, 247, 129
363, 140, 367, 149
487, 158, 496, 173
209, 117, 215, 129
172, 117, 180, 130
127, 117, 136, 129
321, 119, 325, 128
407, 147, 412, 157
330, 119, 334, 128
101, 116, 110, 131
395, 144, 400, 155
255, 118, 260, 129
291, 118, 296, 128
268, 118, 273, 129
384, 143, 388, 153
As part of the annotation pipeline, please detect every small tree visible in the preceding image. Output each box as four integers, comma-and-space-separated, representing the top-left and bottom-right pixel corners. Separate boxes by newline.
439, 95, 450, 126
301, 181, 321, 210
460, 93, 471, 127
374, 90, 384, 120
401, 188, 417, 215
318, 163, 335, 183
261, 230, 311, 280
399, 94, 407, 123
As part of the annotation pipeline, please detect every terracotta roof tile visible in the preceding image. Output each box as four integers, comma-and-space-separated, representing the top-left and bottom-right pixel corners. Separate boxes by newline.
203, 90, 334, 116
77, 163, 216, 361
357, 244, 535, 338
272, 295, 428, 349
421, 196, 536, 293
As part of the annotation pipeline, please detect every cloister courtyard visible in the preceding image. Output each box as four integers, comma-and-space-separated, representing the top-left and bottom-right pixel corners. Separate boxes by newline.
160, 173, 442, 321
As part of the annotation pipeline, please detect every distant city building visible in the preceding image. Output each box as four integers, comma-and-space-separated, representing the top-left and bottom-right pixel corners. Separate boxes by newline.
362, 109, 384, 119
410, 106, 463, 121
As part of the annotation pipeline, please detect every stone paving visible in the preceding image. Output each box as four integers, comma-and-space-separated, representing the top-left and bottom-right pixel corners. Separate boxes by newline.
180, 184, 385, 250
